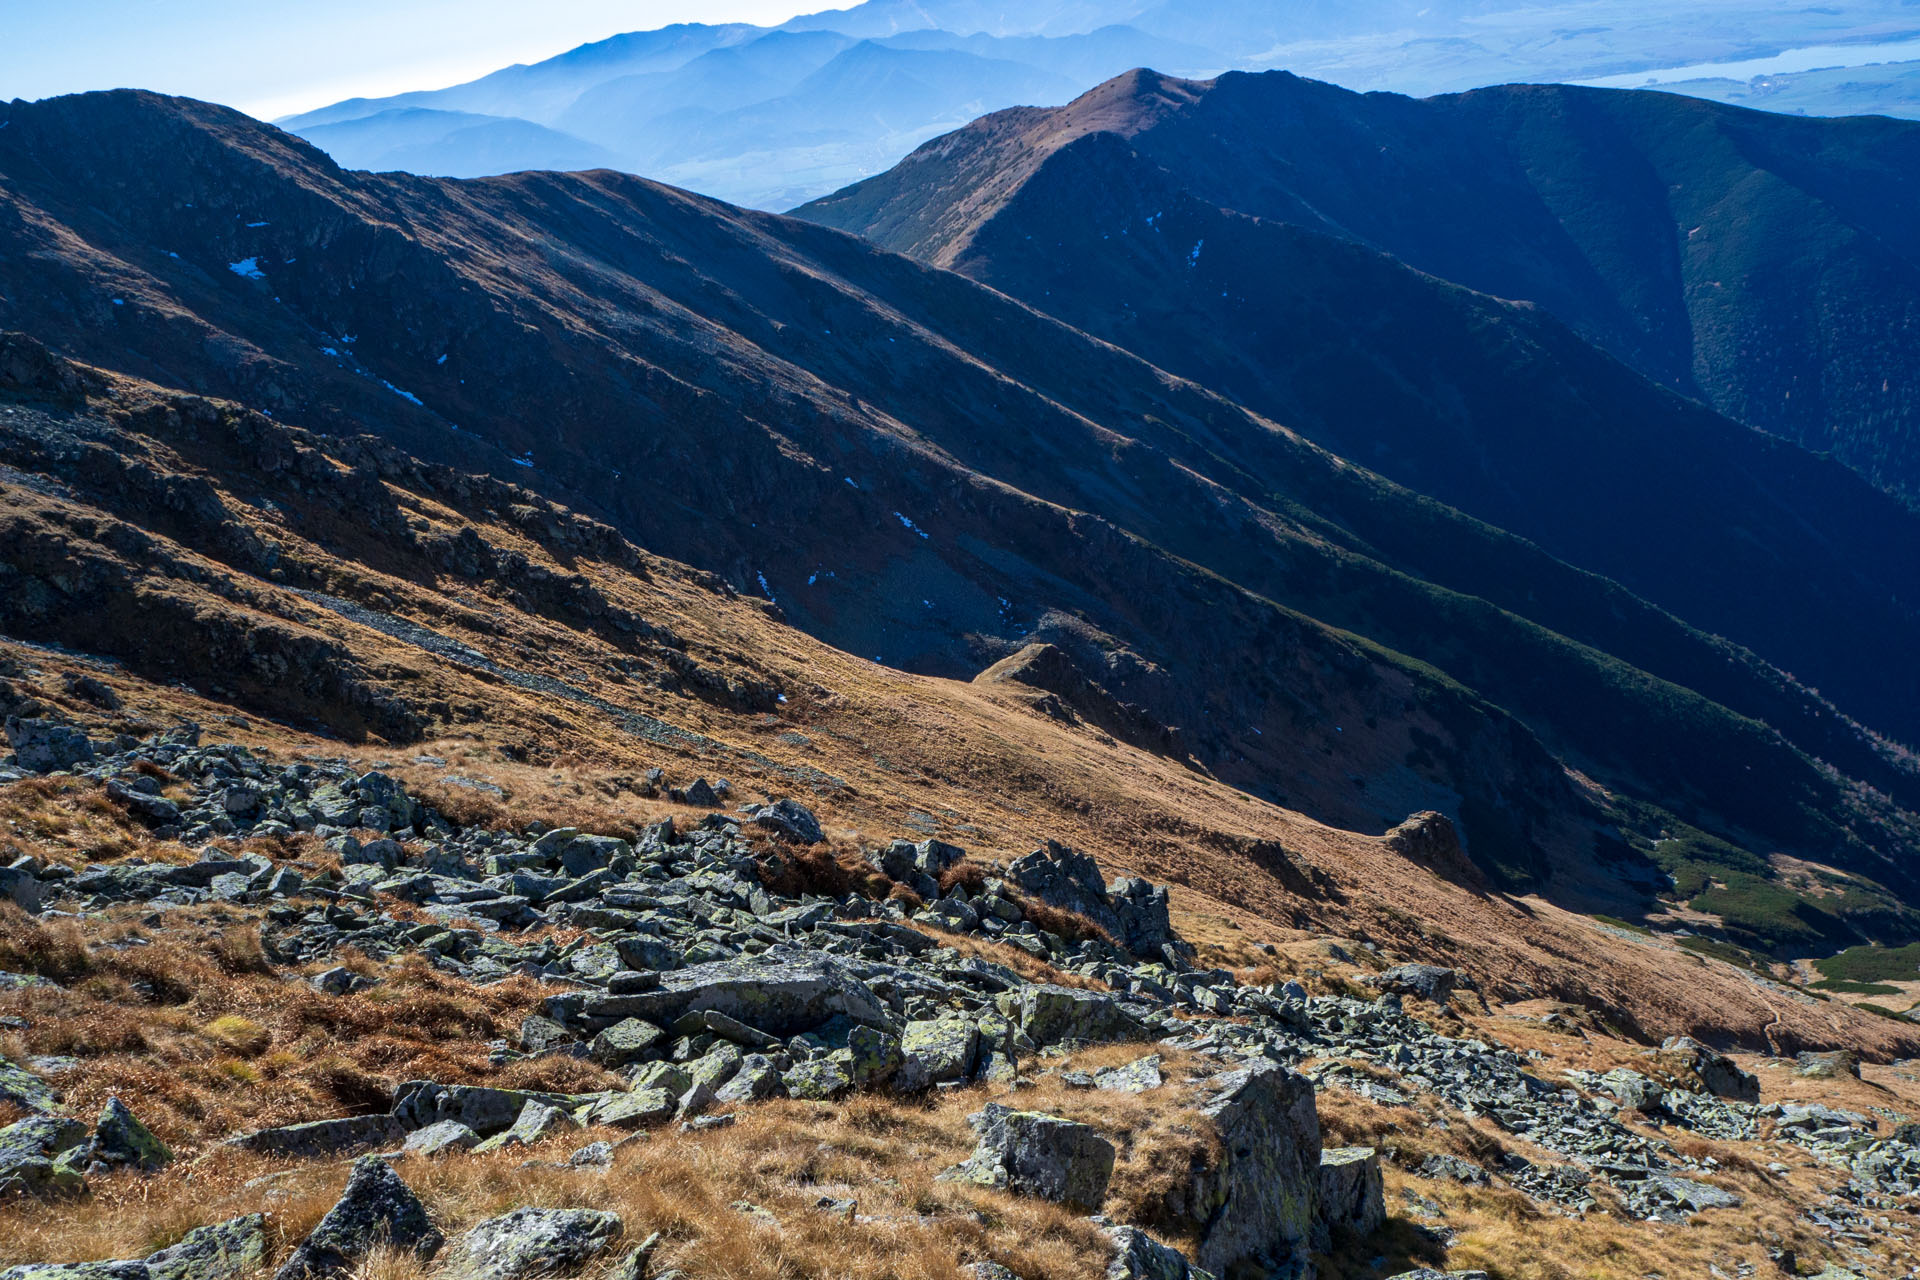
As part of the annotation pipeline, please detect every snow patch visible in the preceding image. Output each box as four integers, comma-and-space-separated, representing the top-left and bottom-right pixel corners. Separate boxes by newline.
893, 511, 929, 539
227, 258, 265, 280
381, 381, 423, 406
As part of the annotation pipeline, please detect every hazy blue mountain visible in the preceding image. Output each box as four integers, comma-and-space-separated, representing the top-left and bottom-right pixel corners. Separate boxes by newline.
296, 108, 616, 177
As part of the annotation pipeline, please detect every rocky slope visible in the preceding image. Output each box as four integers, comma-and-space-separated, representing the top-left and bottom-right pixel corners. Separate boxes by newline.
6, 93, 1920, 949
800, 69, 1920, 504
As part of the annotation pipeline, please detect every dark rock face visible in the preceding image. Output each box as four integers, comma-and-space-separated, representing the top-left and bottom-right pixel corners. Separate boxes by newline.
1371, 964, 1460, 1004
1188, 1064, 1322, 1277
1316, 1146, 1386, 1246
1658, 1036, 1761, 1103
273, 1158, 443, 1280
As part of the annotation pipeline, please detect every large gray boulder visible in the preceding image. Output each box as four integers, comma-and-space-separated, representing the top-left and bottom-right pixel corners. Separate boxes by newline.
0, 1054, 61, 1113
274, 1158, 442, 1280
946, 1104, 1115, 1209
391, 1082, 570, 1136
1004, 843, 1120, 936
1104, 1225, 1218, 1280
438, 1208, 623, 1280
1371, 964, 1459, 1003
1186, 1064, 1322, 1277
547, 950, 891, 1037
1106, 877, 1177, 957
1316, 1147, 1385, 1245
746, 799, 824, 845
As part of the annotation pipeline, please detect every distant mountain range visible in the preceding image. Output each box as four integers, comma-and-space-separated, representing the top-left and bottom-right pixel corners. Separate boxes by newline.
9, 88, 1920, 959
275, 0, 1920, 209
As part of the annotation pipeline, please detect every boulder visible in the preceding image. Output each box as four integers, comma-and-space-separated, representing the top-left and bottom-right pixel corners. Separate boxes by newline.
1657, 1037, 1760, 1103
391, 1082, 567, 1136
0, 1113, 88, 1196
1795, 1050, 1861, 1080
145, 1215, 270, 1280
227, 1115, 405, 1159
713, 1054, 784, 1103
402, 1121, 480, 1158
591, 1088, 677, 1129
894, 1019, 978, 1092
782, 1057, 852, 1100
1371, 964, 1459, 1003
1104, 1225, 1218, 1280
747, 799, 824, 845
1597, 1069, 1663, 1114
1186, 1064, 1321, 1277
1004, 843, 1120, 937
5, 718, 94, 773
999, 985, 1151, 1049
1316, 1147, 1385, 1244
0, 1053, 61, 1112
91, 1097, 172, 1170
845, 1025, 903, 1089
590, 1019, 665, 1068
946, 1104, 1115, 1209
472, 1101, 573, 1153
551, 950, 891, 1037
438, 1208, 623, 1280
1095, 1055, 1164, 1093
273, 1158, 442, 1280
0, 863, 44, 913
1106, 877, 1177, 957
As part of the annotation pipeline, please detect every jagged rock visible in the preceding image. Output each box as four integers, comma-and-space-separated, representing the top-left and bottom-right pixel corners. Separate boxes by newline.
1416, 1153, 1488, 1185
894, 1018, 978, 1092
0, 1053, 61, 1112
228, 1115, 405, 1159
438, 1208, 623, 1280
946, 1103, 1115, 1209
1106, 877, 1177, 956
0, 1113, 88, 1195
747, 799, 823, 845
1095, 1055, 1164, 1093
91, 1097, 172, 1170
273, 1158, 442, 1280
999, 985, 1150, 1049
402, 1120, 480, 1158
1004, 842, 1120, 937
1186, 1063, 1321, 1277
144, 1214, 270, 1280
5, 718, 94, 773
1370, 964, 1459, 1003
1104, 1225, 1217, 1280
1657, 1037, 1760, 1102
1317, 1146, 1385, 1244
0, 864, 44, 912
473, 1101, 573, 1153
1597, 1069, 1663, 1114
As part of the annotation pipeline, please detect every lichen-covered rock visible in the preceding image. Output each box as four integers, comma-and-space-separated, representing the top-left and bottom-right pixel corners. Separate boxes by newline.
713, 1054, 783, 1103
0, 1053, 60, 1113
1106, 877, 1176, 957
1104, 1225, 1218, 1280
1004, 843, 1120, 936
946, 1103, 1115, 1209
5, 718, 94, 773
273, 1158, 442, 1280
894, 1019, 978, 1092
844, 1025, 902, 1089
438, 1208, 623, 1280
472, 1101, 573, 1154
145, 1214, 270, 1280
1597, 1069, 1663, 1114
1316, 1146, 1385, 1245
1187, 1063, 1321, 1277
783, 1057, 852, 1100
590, 1018, 665, 1068
591, 1087, 677, 1129
998, 985, 1150, 1049
402, 1120, 480, 1158
391, 1082, 568, 1136
227, 1114, 405, 1159
747, 799, 823, 845
0, 1113, 88, 1196
91, 1097, 172, 1171
0, 1265, 149, 1280
1095, 1055, 1164, 1093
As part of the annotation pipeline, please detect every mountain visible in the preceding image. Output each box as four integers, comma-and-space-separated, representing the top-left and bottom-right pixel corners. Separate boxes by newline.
801, 68, 1920, 507
6, 90, 1920, 965
271, 0, 1920, 209
295, 108, 618, 177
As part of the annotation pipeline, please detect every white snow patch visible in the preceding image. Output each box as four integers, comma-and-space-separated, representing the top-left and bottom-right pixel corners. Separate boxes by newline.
227, 258, 265, 280
436, 354, 448, 365
245, 221, 270, 228
893, 512, 929, 539
511, 452, 535, 469
756, 572, 775, 602
1187, 239, 1205, 267
381, 381, 423, 406
844, 477, 858, 488
111, 299, 125, 307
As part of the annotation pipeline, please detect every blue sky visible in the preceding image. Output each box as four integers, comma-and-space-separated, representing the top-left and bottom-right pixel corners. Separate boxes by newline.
3, 0, 818, 120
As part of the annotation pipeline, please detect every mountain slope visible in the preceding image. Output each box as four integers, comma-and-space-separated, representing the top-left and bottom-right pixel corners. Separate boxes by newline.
804, 69, 1920, 502
3, 91, 1919, 944
798, 69, 1920, 757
